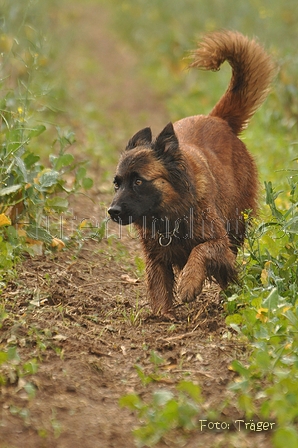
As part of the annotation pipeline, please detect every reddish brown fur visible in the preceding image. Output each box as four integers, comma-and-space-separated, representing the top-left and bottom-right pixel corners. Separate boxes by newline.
109, 31, 275, 317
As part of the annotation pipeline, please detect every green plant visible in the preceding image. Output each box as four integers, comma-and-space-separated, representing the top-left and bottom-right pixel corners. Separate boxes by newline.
0, 0, 94, 283
120, 362, 202, 447
121, 295, 147, 327
120, 352, 220, 447
229, 301, 298, 447
0, 346, 38, 398
50, 408, 63, 439
224, 171, 298, 447
134, 255, 146, 278
134, 351, 166, 385
0, 230, 21, 285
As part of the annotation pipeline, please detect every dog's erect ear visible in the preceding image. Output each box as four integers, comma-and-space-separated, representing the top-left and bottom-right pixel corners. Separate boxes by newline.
126, 127, 152, 150
154, 122, 179, 157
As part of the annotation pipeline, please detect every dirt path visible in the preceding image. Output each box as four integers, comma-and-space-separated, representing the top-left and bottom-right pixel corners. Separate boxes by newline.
1, 2, 272, 447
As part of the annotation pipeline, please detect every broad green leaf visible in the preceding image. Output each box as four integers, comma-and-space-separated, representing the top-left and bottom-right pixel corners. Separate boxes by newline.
177, 401, 199, 429
153, 389, 174, 406
119, 393, 142, 410
228, 323, 241, 333
24, 152, 40, 168
177, 380, 201, 403
238, 393, 254, 416
0, 184, 22, 196
26, 225, 53, 244
23, 359, 38, 375
163, 399, 179, 424
0, 351, 8, 365
273, 426, 298, 448
284, 309, 298, 327
38, 170, 59, 188
150, 351, 164, 366
45, 196, 68, 211
251, 297, 262, 308
7, 346, 20, 362
263, 287, 279, 311
24, 382, 36, 399
135, 364, 152, 385
15, 156, 28, 182
28, 125, 46, 139
283, 254, 297, 270
255, 350, 271, 371
284, 216, 298, 233
230, 360, 250, 378
54, 153, 74, 170
225, 313, 243, 326
82, 177, 93, 189
76, 166, 86, 181
6, 128, 22, 152
260, 399, 271, 418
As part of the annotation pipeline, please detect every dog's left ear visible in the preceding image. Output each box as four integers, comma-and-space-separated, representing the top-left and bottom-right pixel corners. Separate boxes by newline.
126, 127, 152, 150
154, 122, 179, 157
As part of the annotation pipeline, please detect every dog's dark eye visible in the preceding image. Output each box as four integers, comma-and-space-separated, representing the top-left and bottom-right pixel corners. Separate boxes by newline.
134, 179, 143, 186
113, 181, 119, 191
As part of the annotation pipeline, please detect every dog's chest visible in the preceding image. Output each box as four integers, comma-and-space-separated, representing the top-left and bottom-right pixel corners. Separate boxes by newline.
150, 236, 195, 270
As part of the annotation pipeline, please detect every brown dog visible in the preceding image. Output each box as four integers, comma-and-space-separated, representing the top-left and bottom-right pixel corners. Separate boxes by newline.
108, 31, 275, 316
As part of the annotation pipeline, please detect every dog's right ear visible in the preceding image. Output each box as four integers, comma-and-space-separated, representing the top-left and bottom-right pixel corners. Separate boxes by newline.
154, 122, 178, 156
126, 127, 152, 150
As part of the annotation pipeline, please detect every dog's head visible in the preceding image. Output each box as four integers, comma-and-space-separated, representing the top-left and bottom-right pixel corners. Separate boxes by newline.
108, 123, 189, 226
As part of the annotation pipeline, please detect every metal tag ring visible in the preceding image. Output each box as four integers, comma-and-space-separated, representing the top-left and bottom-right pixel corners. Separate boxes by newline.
158, 235, 172, 247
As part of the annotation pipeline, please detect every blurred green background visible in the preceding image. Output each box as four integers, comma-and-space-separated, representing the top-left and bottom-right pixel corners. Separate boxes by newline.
2, 0, 297, 191
104, 0, 298, 195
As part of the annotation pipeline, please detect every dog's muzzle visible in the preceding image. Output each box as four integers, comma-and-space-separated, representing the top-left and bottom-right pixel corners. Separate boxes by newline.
108, 204, 122, 221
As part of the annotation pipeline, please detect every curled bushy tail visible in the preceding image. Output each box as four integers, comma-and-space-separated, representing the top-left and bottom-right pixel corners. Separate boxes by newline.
189, 30, 275, 135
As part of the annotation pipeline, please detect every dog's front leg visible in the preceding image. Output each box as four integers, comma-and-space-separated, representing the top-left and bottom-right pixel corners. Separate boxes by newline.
177, 238, 237, 303
145, 256, 175, 316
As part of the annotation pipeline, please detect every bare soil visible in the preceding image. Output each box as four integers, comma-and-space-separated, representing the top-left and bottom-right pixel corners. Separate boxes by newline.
0, 2, 273, 447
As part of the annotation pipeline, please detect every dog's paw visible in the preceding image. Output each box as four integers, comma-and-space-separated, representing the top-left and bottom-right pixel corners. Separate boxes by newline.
150, 298, 176, 319
146, 310, 177, 322
161, 310, 177, 321
177, 270, 204, 303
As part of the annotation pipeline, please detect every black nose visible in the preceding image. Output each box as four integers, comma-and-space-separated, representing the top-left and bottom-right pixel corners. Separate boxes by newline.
108, 204, 122, 220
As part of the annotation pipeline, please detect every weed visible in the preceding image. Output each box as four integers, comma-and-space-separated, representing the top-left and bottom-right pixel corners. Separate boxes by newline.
121, 294, 148, 327
120, 355, 202, 447
51, 408, 63, 439
224, 172, 298, 445
0, 346, 38, 397
134, 255, 146, 278
9, 406, 31, 426
0, 0, 94, 284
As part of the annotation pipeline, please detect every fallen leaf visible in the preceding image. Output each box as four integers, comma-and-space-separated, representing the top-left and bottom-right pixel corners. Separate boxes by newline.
51, 237, 65, 251
121, 274, 139, 284
121, 345, 127, 355
52, 334, 67, 341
